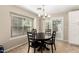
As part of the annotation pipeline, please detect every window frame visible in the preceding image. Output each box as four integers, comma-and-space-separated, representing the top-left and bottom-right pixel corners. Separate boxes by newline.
10, 12, 34, 37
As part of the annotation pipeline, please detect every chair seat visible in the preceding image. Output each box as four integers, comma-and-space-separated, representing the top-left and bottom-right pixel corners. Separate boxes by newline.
45, 40, 54, 45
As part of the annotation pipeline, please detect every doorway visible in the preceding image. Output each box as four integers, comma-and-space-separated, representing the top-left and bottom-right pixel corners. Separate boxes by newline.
52, 17, 64, 40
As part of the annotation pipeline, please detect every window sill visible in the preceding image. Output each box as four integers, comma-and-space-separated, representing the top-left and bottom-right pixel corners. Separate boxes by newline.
10, 35, 27, 40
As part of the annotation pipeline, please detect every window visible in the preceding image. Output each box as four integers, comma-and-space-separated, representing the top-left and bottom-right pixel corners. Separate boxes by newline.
11, 13, 34, 37
45, 22, 51, 30
44, 20, 52, 32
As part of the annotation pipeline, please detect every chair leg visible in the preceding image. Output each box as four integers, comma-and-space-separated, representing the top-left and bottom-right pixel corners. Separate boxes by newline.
41, 47, 43, 53
34, 48, 36, 53
28, 46, 30, 53
51, 45, 53, 53
54, 43, 56, 50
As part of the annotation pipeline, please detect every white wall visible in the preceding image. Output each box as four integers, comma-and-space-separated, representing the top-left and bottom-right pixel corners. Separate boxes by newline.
69, 11, 79, 45
0, 5, 37, 51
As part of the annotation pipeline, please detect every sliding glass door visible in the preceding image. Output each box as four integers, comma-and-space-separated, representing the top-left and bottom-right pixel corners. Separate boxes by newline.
43, 17, 64, 40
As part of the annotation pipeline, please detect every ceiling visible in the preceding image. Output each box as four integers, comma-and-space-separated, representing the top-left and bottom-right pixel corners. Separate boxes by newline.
20, 5, 79, 15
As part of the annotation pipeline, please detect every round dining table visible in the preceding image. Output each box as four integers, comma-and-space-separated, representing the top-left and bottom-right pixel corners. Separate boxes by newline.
34, 32, 52, 53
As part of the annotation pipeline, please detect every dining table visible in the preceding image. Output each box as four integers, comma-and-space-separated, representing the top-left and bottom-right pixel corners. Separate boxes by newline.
34, 32, 52, 53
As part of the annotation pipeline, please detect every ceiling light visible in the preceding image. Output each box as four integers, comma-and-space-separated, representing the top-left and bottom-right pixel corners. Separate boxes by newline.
37, 5, 51, 18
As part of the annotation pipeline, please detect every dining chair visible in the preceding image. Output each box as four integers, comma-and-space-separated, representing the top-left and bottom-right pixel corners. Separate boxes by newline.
27, 32, 40, 53
27, 32, 36, 53
32, 29, 37, 33
32, 29, 37, 38
45, 31, 56, 53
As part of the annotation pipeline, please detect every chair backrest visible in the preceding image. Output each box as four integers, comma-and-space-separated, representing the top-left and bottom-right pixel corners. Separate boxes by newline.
52, 31, 56, 43
32, 29, 37, 36
52, 31, 56, 37
32, 29, 37, 33
27, 32, 40, 48
27, 32, 35, 44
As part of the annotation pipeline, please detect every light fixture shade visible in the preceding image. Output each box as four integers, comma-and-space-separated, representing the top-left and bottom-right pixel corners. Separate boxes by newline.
37, 5, 51, 18
48, 15, 51, 17
38, 14, 51, 18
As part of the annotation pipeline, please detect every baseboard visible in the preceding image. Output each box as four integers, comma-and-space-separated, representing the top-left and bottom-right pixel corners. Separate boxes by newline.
56, 40, 79, 47
56, 39, 68, 43
4, 42, 27, 53
69, 43, 79, 47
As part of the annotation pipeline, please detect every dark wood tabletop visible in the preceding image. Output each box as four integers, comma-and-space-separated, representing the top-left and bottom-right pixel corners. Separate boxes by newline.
35, 32, 51, 41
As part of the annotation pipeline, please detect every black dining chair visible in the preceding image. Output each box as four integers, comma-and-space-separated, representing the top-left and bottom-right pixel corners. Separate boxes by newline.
45, 31, 56, 53
32, 29, 37, 38
27, 32, 40, 53
32, 29, 37, 33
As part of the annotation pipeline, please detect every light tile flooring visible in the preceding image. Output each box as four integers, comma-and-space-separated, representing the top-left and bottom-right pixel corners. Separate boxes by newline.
8, 41, 79, 53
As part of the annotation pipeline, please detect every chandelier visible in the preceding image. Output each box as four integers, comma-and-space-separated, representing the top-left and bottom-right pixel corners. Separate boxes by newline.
37, 5, 50, 18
